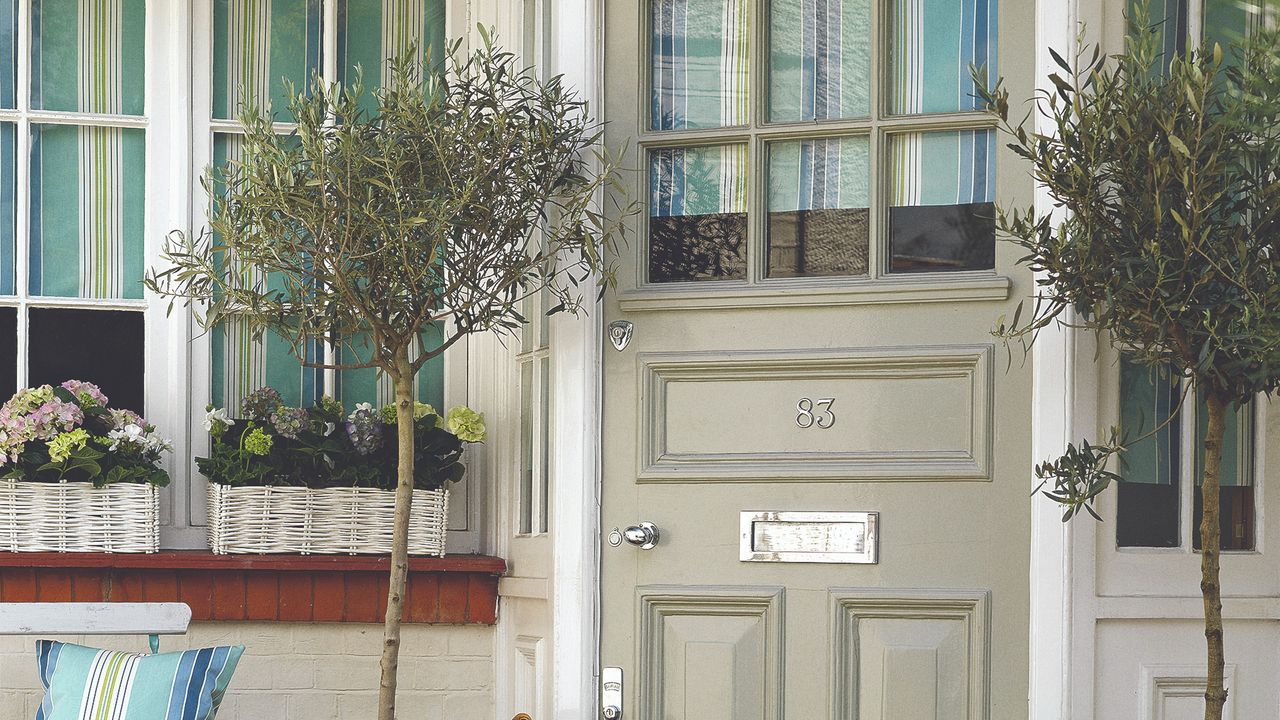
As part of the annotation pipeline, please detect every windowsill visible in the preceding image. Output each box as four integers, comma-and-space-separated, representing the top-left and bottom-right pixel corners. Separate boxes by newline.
0, 552, 505, 625
617, 273, 1012, 312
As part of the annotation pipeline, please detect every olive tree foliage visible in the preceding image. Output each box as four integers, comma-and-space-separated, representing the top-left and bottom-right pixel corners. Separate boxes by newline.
147, 31, 633, 720
976, 4, 1280, 717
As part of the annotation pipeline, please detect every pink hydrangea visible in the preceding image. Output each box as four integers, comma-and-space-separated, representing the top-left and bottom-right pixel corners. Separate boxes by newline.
26, 399, 83, 440
60, 380, 109, 408
109, 408, 147, 430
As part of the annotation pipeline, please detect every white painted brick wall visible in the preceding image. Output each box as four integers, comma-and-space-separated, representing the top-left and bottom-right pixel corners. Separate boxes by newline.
0, 622, 494, 719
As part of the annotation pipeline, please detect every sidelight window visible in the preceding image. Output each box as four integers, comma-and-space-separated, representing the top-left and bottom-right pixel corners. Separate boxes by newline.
1115, 358, 1256, 552
643, 0, 998, 285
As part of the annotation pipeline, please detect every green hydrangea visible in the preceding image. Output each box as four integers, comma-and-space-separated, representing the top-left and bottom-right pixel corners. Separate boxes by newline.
380, 402, 439, 424
244, 426, 274, 456
48, 428, 90, 463
446, 406, 486, 443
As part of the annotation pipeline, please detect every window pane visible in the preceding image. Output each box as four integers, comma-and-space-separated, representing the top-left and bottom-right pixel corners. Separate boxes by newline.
650, 0, 749, 130
212, 318, 321, 411
648, 145, 747, 283
1194, 395, 1255, 551
335, 323, 445, 410
888, 0, 997, 115
768, 0, 870, 122
0, 123, 13, 295
766, 136, 869, 278
519, 360, 533, 535
538, 355, 550, 534
339, 0, 446, 115
30, 124, 145, 299
0, 306, 14, 401
887, 130, 995, 273
213, 0, 322, 120
1116, 359, 1181, 548
28, 308, 144, 414
31, 0, 146, 115
0, 0, 14, 109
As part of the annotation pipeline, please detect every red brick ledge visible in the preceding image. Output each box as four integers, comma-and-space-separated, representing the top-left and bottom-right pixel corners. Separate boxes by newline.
0, 552, 505, 625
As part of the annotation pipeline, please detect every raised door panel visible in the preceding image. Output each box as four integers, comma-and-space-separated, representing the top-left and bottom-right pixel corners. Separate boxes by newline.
639, 586, 784, 720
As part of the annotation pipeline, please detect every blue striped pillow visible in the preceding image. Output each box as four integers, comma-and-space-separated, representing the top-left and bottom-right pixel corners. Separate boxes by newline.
35, 640, 243, 720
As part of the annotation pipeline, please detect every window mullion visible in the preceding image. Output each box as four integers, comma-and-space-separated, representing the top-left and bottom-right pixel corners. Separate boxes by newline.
1181, 381, 1197, 550
14, 0, 30, 389
868, 0, 885, 279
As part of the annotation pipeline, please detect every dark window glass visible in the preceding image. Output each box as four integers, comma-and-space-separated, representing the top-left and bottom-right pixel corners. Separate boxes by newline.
888, 202, 996, 273
0, 306, 14, 400
1116, 359, 1181, 548
28, 308, 144, 413
1193, 395, 1255, 551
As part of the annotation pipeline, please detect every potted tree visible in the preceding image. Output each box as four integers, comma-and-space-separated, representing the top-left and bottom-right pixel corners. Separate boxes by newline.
148, 31, 632, 719
977, 4, 1280, 717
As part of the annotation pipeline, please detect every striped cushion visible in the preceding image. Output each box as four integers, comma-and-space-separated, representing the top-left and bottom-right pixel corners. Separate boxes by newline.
35, 640, 243, 720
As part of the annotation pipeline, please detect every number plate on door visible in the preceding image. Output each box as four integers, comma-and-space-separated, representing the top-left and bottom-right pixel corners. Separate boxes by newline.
739, 511, 879, 563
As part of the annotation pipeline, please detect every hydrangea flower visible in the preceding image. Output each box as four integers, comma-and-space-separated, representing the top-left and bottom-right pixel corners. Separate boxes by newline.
60, 380, 108, 408
28, 399, 84, 440
271, 406, 309, 440
109, 408, 146, 431
203, 406, 232, 437
106, 423, 172, 455
241, 387, 283, 422
244, 427, 274, 456
446, 406, 486, 443
313, 395, 345, 420
379, 402, 438, 424
5, 385, 54, 415
48, 429, 90, 463
345, 403, 383, 455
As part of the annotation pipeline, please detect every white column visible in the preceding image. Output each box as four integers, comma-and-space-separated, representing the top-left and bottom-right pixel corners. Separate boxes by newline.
546, 0, 604, 717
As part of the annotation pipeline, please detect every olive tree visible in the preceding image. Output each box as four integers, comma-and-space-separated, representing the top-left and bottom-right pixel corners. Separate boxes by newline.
977, 6, 1280, 718
147, 31, 631, 720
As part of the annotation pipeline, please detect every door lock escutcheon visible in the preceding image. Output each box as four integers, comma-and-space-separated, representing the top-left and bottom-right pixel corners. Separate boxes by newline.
602, 667, 623, 719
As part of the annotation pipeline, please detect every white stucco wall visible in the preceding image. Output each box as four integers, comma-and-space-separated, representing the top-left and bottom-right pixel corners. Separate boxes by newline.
0, 622, 493, 719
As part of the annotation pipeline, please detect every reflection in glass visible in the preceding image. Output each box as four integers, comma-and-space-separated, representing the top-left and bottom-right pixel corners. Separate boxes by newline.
767, 137, 869, 277
30, 124, 145, 298
648, 146, 748, 283
1116, 358, 1181, 548
28, 308, 144, 413
651, 0, 749, 130
888, 130, 995, 273
768, 0, 871, 122
888, 0, 997, 115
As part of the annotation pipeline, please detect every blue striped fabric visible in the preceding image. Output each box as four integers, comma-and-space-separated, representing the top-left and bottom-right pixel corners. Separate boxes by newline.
35, 640, 243, 720
768, 0, 870, 122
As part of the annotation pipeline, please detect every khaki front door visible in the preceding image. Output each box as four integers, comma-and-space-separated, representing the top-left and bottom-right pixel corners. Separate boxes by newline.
600, 0, 1035, 718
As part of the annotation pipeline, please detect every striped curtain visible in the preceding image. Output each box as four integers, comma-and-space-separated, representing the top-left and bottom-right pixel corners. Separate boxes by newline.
1119, 358, 1181, 486
213, 0, 322, 120
338, 324, 446, 409
0, 0, 15, 109
0, 123, 12, 296
649, 145, 748, 218
769, 137, 869, 213
24, 0, 145, 300
890, 0, 996, 115
768, 0, 870, 122
650, 0, 749, 130
890, 129, 993, 208
339, 0, 447, 114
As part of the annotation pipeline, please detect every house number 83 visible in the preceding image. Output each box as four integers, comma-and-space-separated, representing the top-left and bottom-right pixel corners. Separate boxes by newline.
796, 397, 836, 429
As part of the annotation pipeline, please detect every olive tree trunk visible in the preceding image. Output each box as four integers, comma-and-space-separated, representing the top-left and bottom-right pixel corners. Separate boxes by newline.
378, 346, 417, 720
1200, 389, 1228, 720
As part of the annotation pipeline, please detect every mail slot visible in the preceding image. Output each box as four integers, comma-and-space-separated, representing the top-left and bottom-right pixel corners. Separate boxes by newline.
739, 511, 879, 564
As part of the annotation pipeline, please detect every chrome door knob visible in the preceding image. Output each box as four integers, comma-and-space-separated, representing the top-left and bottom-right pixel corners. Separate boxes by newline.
602, 706, 622, 720
622, 522, 659, 549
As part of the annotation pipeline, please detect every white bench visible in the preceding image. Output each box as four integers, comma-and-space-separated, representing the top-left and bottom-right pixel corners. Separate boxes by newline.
0, 602, 191, 653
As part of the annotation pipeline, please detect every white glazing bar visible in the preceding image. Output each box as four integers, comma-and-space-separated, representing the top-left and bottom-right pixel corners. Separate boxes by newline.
14, 0, 30, 390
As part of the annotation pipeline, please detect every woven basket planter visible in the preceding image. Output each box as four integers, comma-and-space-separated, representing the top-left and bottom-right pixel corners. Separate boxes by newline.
207, 484, 449, 556
0, 479, 159, 553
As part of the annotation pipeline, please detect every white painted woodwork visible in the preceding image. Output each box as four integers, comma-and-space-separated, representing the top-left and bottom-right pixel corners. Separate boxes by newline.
0, 603, 192, 636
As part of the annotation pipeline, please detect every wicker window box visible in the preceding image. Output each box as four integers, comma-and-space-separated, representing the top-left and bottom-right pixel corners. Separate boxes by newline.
0, 479, 159, 553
